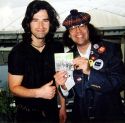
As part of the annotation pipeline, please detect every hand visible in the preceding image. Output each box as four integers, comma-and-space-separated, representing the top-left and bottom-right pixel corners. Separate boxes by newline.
73, 56, 90, 75
54, 71, 68, 86
36, 81, 56, 99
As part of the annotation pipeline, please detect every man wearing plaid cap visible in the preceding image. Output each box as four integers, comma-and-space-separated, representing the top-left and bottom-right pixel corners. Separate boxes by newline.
54, 9, 125, 123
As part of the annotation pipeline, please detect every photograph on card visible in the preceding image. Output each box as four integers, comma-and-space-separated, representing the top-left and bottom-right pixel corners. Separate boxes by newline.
54, 52, 74, 71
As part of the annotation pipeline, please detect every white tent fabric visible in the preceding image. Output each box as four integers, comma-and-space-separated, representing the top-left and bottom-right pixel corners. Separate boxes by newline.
0, 0, 125, 31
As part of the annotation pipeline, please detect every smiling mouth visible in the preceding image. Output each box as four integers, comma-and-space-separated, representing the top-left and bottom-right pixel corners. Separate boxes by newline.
76, 35, 83, 38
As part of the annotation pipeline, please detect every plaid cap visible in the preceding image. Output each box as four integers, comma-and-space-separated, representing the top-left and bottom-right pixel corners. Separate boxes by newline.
63, 9, 91, 29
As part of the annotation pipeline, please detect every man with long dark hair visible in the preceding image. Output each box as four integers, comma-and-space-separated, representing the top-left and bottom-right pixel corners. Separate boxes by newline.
54, 9, 125, 123
8, 0, 66, 123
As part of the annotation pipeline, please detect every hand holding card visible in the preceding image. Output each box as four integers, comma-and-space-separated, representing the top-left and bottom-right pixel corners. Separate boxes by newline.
54, 53, 75, 90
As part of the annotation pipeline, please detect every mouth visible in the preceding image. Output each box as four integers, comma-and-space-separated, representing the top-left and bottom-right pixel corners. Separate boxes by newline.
76, 35, 83, 38
37, 29, 44, 33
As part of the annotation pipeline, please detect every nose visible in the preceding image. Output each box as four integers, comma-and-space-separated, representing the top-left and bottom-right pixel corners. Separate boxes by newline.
38, 21, 44, 28
75, 26, 81, 32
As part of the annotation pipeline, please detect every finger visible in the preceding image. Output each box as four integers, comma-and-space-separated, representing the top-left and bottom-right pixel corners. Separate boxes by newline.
57, 71, 67, 77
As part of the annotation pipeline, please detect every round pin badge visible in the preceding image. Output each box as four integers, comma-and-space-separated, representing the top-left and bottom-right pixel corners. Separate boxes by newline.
98, 46, 106, 54
90, 51, 94, 55
93, 44, 99, 49
90, 55, 96, 60
93, 59, 104, 70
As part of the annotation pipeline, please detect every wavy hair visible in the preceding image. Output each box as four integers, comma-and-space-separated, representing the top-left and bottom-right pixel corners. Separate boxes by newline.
63, 23, 102, 49
22, 0, 59, 43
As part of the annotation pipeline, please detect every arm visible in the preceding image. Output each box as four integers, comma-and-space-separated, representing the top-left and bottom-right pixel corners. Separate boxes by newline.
54, 71, 67, 122
8, 73, 56, 99
8, 47, 56, 99
58, 90, 67, 123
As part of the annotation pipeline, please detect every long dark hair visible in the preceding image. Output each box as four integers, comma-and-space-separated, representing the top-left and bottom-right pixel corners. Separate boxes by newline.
63, 23, 102, 49
22, 0, 59, 43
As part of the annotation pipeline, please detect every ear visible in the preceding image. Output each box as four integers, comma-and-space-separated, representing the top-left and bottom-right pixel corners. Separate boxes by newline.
68, 35, 71, 38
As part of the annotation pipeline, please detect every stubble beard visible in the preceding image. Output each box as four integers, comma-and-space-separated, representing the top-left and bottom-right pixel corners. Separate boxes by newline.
32, 32, 46, 40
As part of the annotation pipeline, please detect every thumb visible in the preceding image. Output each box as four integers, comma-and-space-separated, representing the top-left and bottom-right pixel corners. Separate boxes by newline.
47, 80, 53, 86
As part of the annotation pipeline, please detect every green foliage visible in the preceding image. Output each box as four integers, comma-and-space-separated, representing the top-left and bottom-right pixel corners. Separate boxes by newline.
0, 90, 7, 114
0, 89, 16, 121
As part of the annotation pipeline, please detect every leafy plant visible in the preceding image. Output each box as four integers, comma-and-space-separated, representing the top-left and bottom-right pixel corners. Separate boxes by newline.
0, 88, 16, 122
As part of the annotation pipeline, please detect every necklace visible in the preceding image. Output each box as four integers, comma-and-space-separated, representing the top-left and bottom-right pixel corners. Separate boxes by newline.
31, 43, 45, 48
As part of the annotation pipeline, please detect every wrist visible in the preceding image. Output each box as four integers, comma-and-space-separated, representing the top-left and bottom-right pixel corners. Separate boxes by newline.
61, 85, 67, 90
35, 88, 42, 98
83, 69, 91, 75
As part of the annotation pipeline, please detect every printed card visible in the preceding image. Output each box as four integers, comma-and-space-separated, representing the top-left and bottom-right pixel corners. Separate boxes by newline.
54, 53, 74, 71
54, 53, 75, 91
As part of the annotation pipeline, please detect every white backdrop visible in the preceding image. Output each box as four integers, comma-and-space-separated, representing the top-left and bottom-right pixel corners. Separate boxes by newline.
0, 0, 125, 31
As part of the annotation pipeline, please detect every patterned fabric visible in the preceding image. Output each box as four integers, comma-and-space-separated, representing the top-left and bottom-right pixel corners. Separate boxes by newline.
63, 9, 91, 29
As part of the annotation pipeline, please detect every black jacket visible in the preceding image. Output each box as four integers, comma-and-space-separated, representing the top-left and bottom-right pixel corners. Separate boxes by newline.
69, 41, 125, 122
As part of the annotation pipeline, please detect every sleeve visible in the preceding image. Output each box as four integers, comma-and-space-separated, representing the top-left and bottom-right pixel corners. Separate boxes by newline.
88, 43, 125, 93
60, 86, 69, 97
8, 50, 24, 75
58, 86, 75, 99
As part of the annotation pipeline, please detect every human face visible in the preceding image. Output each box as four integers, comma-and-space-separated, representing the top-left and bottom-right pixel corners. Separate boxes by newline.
30, 10, 50, 41
69, 24, 90, 46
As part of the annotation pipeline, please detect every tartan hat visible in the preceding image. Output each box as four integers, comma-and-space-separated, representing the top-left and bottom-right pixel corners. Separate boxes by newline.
63, 9, 91, 29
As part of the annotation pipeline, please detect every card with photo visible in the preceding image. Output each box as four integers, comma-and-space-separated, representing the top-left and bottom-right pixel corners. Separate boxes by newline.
54, 53, 75, 90
54, 52, 74, 71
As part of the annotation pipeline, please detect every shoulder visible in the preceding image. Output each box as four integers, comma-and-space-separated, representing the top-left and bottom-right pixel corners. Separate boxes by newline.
102, 40, 122, 56
92, 40, 123, 61
104, 40, 122, 59
9, 41, 28, 58
10, 41, 25, 51
94, 40, 121, 53
98, 40, 120, 49
102, 40, 120, 48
